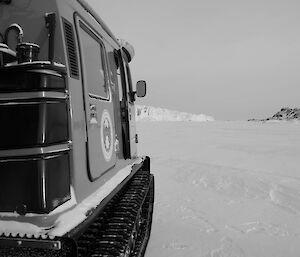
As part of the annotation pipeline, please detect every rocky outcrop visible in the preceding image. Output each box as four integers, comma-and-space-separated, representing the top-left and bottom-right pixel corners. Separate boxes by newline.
249, 108, 300, 122
267, 108, 300, 120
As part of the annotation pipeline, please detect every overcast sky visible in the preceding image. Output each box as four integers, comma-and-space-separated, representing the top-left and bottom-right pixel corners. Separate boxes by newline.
87, 0, 300, 120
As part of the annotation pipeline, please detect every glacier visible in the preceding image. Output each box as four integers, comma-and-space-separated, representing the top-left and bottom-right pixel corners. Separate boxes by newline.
135, 105, 214, 122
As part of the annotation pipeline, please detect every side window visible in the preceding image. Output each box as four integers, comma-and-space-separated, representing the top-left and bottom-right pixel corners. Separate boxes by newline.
114, 51, 126, 102
125, 62, 134, 102
113, 53, 123, 102
117, 67, 123, 101
113, 50, 134, 103
122, 53, 135, 103
79, 23, 109, 99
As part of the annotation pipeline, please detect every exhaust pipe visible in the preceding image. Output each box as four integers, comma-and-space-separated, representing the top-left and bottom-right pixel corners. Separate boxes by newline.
45, 12, 56, 63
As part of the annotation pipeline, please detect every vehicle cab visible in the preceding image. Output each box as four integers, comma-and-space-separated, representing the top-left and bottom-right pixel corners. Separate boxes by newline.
0, 0, 147, 234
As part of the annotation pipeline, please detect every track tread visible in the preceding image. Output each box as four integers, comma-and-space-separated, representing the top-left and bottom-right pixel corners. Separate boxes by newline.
76, 170, 154, 257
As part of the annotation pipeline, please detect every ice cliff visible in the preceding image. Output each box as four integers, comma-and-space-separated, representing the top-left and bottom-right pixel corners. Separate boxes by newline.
135, 105, 214, 122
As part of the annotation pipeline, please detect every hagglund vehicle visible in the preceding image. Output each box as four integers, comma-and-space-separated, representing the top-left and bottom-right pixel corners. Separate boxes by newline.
0, 0, 154, 256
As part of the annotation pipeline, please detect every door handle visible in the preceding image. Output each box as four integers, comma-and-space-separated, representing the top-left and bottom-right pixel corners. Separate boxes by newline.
90, 104, 96, 112
90, 104, 97, 124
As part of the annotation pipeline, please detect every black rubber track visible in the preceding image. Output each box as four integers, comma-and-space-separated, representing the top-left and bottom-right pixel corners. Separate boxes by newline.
76, 170, 154, 257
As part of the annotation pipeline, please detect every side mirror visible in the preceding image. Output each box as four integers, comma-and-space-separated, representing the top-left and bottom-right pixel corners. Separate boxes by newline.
136, 80, 147, 98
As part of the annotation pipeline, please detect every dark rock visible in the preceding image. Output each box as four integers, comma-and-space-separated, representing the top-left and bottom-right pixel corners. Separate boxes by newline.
249, 108, 300, 122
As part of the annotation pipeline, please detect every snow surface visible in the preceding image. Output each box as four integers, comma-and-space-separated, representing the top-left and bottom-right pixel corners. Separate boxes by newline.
136, 121, 300, 257
136, 105, 214, 122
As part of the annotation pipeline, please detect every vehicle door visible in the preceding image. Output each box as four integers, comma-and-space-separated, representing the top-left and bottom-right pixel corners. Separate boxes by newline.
116, 51, 137, 159
77, 19, 116, 180
122, 54, 137, 158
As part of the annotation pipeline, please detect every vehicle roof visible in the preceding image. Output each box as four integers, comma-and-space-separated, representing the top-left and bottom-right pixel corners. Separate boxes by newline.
75, 0, 120, 46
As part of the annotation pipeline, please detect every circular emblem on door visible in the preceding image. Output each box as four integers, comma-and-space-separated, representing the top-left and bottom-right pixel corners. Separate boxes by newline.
101, 110, 114, 162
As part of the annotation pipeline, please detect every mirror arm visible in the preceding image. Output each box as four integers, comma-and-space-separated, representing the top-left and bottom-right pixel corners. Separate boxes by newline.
129, 92, 136, 102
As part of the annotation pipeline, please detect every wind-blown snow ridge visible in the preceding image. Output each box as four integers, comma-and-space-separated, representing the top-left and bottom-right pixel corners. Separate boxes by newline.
135, 105, 214, 122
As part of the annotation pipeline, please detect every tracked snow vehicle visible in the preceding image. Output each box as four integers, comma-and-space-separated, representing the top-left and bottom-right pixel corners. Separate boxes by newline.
0, 0, 154, 256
